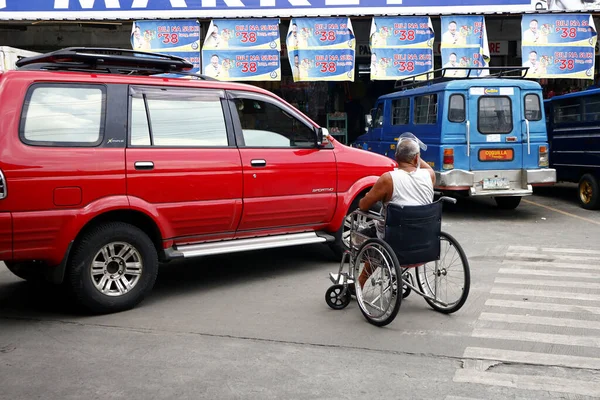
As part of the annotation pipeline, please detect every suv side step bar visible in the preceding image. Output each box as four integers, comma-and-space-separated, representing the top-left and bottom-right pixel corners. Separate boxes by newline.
166, 231, 335, 259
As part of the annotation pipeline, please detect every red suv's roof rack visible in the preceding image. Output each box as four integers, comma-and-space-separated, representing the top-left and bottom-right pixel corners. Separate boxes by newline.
15, 47, 214, 80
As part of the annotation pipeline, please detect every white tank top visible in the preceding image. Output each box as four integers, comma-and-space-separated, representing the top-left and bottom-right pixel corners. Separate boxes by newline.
376, 168, 434, 239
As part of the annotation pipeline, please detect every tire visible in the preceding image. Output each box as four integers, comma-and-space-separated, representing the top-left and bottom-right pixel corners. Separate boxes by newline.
66, 222, 158, 314
325, 284, 351, 310
4, 261, 46, 282
494, 196, 522, 210
578, 174, 600, 210
353, 238, 402, 327
416, 232, 470, 314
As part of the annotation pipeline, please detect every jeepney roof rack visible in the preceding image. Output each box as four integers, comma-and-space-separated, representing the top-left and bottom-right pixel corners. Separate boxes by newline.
393, 66, 530, 91
15, 47, 215, 80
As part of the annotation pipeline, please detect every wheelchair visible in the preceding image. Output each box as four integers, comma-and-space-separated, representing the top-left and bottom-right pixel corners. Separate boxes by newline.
325, 197, 471, 327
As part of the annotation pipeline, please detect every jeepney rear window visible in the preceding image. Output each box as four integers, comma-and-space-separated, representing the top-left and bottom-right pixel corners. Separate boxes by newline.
524, 94, 542, 121
478, 96, 512, 134
414, 94, 437, 125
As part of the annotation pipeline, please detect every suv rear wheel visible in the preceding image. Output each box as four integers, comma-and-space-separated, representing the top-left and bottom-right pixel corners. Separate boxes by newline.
67, 222, 158, 314
330, 196, 380, 258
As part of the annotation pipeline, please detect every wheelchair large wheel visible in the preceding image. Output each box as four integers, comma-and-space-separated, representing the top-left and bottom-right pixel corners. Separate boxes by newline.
353, 239, 402, 327
415, 232, 470, 314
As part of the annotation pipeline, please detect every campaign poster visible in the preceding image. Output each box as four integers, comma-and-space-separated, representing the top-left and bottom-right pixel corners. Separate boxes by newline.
131, 19, 201, 73
440, 15, 490, 77
286, 17, 356, 82
521, 14, 596, 79
370, 16, 434, 81
202, 19, 281, 81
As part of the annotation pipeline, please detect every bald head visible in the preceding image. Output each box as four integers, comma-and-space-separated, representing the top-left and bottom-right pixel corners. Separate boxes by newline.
395, 138, 420, 164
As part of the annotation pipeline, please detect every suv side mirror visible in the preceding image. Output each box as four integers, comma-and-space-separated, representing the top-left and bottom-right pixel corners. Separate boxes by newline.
365, 114, 373, 129
317, 127, 327, 147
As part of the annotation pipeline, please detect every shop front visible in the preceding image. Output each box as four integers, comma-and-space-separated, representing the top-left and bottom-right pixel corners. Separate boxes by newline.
0, 0, 598, 143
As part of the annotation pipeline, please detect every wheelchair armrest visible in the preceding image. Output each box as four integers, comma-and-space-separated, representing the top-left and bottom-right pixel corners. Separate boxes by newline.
439, 196, 457, 204
353, 209, 385, 222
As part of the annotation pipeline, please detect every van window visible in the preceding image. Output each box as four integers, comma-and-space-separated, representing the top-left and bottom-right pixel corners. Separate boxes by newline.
392, 98, 410, 125
414, 94, 437, 125
130, 88, 228, 147
373, 103, 384, 127
554, 98, 581, 124
584, 95, 600, 122
448, 94, 465, 123
20, 84, 105, 146
478, 96, 512, 134
524, 94, 541, 121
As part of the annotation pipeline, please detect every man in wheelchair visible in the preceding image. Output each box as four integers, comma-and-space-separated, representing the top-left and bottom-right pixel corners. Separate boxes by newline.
356, 133, 436, 289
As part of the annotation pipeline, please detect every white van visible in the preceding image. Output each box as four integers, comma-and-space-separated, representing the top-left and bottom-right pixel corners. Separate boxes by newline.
0, 46, 41, 72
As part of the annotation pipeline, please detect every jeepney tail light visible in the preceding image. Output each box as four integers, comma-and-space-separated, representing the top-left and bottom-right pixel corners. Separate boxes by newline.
443, 148, 454, 170
539, 145, 549, 167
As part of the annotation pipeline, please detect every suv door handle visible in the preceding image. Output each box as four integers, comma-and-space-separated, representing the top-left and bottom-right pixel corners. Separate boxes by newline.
134, 161, 154, 170
250, 159, 267, 167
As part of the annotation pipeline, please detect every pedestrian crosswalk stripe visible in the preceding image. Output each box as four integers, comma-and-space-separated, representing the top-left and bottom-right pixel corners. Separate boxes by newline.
472, 328, 600, 348
501, 259, 599, 271
484, 299, 600, 315
464, 347, 600, 370
508, 245, 600, 255
506, 252, 600, 262
453, 369, 600, 397
491, 287, 600, 302
495, 277, 600, 290
498, 268, 600, 279
478, 312, 600, 330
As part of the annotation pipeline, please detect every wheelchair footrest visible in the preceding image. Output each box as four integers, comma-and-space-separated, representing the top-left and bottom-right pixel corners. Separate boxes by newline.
329, 273, 354, 285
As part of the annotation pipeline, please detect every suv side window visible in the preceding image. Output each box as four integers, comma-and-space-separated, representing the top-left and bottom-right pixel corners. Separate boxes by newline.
20, 84, 106, 146
129, 86, 228, 147
233, 97, 315, 148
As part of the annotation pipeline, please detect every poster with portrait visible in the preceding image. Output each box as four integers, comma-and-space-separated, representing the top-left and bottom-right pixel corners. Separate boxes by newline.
440, 15, 490, 77
286, 17, 355, 82
369, 16, 434, 81
131, 20, 201, 74
521, 14, 596, 79
201, 19, 281, 81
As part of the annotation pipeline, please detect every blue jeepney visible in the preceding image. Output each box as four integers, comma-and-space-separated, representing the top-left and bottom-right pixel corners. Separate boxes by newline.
354, 68, 557, 209
544, 89, 600, 210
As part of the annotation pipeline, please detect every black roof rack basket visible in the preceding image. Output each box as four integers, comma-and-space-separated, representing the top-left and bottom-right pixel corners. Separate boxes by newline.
393, 66, 530, 91
15, 47, 215, 80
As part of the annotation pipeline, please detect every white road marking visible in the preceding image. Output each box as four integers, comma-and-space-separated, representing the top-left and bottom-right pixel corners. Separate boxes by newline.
479, 312, 600, 330
472, 328, 600, 348
464, 347, 600, 370
495, 276, 600, 289
485, 299, 600, 315
491, 287, 600, 302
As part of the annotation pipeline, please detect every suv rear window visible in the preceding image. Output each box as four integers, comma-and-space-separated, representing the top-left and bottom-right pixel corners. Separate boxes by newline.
478, 96, 512, 134
20, 84, 106, 146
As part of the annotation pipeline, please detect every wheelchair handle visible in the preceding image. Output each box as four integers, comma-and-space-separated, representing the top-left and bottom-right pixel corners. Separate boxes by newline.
439, 196, 457, 204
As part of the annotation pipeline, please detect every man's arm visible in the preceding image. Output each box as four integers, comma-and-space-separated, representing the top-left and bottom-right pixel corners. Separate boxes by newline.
419, 157, 436, 186
359, 173, 392, 211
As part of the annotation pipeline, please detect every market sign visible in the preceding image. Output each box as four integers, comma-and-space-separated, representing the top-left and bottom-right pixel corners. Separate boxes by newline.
0, 0, 585, 20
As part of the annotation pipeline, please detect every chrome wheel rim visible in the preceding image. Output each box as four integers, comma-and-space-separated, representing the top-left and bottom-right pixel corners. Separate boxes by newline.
343, 212, 369, 248
580, 181, 593, 204
90, 242, 143, 297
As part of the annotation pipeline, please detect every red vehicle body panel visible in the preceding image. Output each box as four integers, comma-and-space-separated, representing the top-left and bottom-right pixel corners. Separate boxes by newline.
0, 69, 397, 268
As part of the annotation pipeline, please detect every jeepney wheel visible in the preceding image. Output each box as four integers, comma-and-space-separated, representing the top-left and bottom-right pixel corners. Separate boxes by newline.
578, 174, 600, 210
494, 196, 522, 210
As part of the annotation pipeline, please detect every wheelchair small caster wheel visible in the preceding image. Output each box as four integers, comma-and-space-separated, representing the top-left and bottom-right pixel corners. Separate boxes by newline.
325, 284, 351, 310
402, 273, 414, 299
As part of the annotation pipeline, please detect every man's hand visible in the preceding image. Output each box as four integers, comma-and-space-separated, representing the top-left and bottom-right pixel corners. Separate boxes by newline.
359, 173, 392, 211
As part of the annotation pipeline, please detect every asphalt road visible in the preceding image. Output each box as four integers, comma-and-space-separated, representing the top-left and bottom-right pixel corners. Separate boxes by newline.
1, 183, 600, 400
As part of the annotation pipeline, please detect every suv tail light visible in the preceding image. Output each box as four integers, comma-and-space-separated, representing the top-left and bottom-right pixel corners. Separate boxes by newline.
0, 170, 6, 199
539, 145, 549, 167
443, 148, 454, 170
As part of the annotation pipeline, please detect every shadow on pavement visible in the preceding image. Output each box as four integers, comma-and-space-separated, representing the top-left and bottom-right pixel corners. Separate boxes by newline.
0, 244, 337, 317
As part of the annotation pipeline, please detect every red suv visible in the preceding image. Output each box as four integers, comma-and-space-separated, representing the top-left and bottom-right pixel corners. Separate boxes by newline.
0, 48, 396, 313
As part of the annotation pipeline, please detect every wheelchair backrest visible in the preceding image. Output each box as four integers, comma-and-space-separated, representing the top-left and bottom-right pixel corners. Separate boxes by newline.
384, 200, 442, 265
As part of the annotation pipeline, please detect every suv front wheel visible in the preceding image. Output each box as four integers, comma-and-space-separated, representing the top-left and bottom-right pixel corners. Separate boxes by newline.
67, 222, 159, 314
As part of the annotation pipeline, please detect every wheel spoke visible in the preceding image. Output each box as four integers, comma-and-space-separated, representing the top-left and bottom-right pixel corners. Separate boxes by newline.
91, 261, 105, 275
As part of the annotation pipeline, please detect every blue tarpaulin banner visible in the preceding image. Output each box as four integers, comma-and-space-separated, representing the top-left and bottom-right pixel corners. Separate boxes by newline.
201, 18, 280, 81
369, 16, 434, 81
521, 14, 597, 79
131, 19, 200, 74
286, 17, 355, 82
0, 1, 553, 20
440, 15, 490, 77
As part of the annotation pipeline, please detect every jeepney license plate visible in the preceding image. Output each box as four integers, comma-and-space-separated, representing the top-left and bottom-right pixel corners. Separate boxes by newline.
483, 177, 510, 190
